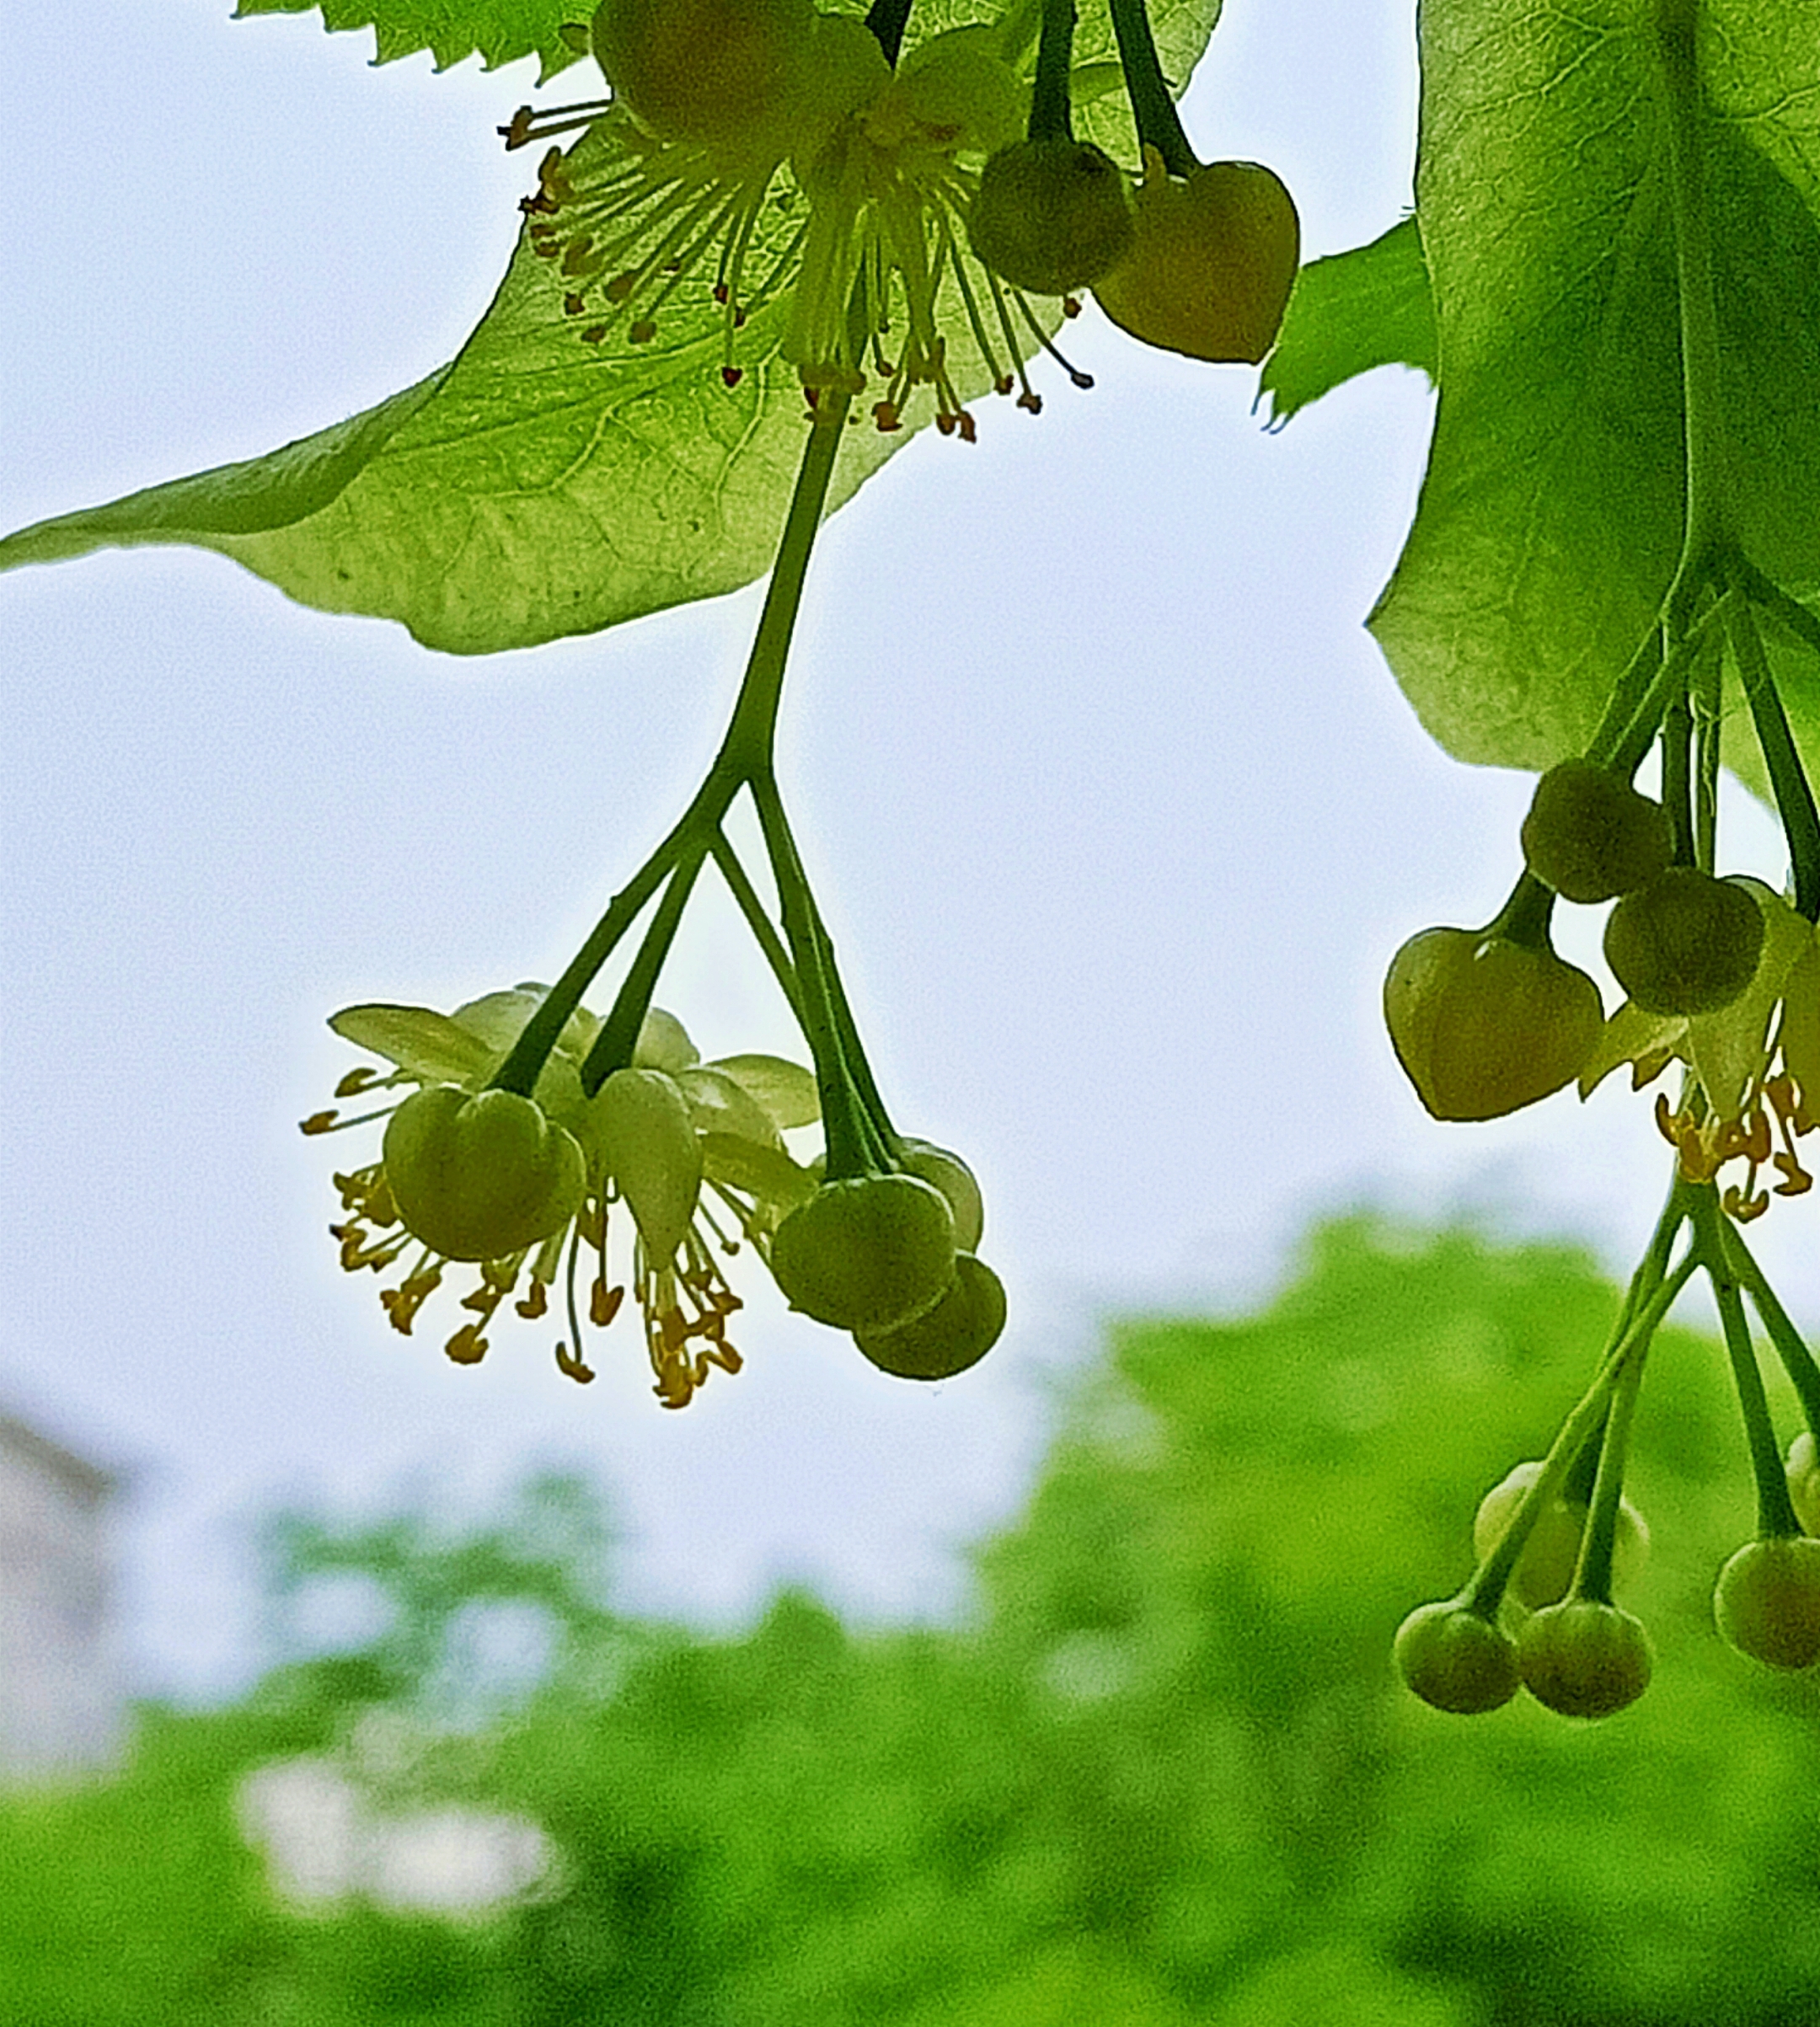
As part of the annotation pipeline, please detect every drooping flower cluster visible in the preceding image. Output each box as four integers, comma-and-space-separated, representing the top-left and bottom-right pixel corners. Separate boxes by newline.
505, 10, 1095, 437
303, 987, 819, 1409
1579, 879, 1820, 1220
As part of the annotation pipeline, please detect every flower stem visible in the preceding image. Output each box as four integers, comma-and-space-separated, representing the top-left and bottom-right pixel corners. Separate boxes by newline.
489, 397, 849, 1099
1107, 0, 1196, 177
1030, 0, 1078, 142
1693, 1186, 1804, 1538
1655, 0, 1735, 615
581, 846, 707, 1092
1726, 588, 1820, 920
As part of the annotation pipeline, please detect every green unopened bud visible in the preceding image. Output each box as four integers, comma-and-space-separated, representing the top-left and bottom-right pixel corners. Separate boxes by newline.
592, 1068, 703, 1261
1384, 927, 1603, 1120
895, 1139, 985, 1254
1604, 869, 1764, 1016
1714, 1536, 1820, 1671
1517, 1598, 1652, 1718
968, 137, 1134, 296
383, 1086, 586, 1263
769, 1174, 957, 1331
1393, 1600, 1519, 1714
854, 1254, 1006, 1380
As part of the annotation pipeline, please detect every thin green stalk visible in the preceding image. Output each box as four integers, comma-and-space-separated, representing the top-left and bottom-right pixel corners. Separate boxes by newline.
1030, 0, 1078, 142
1590, 588, 1737, 776
1485, 870, 1558, 952
1726, 591, 1820, 919
1107, 0, 1196, 177
1661, 693, 1694, 865
1716, 1270, 1803, 1538
1656, 0, 1734, 612
1573, 1342, 1647, 1605
490, 396, 849, 1098
1464, 1225, 1697, 1614
581, 848, 707, 1092
751, 771, 885, 1179
710, 832, 806, 1027
1721, 1217, 1820, 1436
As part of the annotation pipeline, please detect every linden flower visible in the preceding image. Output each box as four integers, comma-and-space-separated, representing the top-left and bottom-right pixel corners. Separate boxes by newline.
302, 988, 819, 1408
1580, 880, 1820, 1220
505, 20, 1090, 436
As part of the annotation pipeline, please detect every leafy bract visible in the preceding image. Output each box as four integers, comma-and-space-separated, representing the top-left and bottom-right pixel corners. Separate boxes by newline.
234, 0, 586, 79
1258, 217, 1435, 425
1366, 0, 1820, 777
2, 0, 1219, 655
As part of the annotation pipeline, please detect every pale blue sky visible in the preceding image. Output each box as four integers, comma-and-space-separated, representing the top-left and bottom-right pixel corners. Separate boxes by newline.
5, 0, 1807, 1698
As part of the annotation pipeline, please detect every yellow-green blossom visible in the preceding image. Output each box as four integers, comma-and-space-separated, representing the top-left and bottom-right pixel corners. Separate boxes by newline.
1579, 880, 1820, 1219
304, 988, 817, 1407
505, 20, 1089, 436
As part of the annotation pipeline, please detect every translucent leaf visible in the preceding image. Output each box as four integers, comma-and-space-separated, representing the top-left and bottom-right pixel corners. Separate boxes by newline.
1368, 0, 1820, 777
233, 0, 588, 80
329, 1003, 497, 1084
1258, 217, 1435, 425
677, 1067, 784, 1150
702, 1052, 820, 1129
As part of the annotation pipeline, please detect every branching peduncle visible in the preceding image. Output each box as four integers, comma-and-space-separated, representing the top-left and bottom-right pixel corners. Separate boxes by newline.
1656, 0, 1735, 618
1107, 0, 1197, 178
1030, 0, 1079, 142
490, 397, 850, 1099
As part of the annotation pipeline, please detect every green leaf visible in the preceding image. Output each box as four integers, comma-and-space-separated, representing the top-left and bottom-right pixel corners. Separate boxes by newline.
233, 0, 589, 82
1368, 0, 1820, 776
330, 1003, 497, 1083
1258, 217, 1435, 425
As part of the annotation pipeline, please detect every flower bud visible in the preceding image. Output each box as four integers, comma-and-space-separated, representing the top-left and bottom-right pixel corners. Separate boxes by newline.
1520, 759, 1673, 904
769, 1174, 957, 1331
1518, 1598, 1653, 1718
383, 1086, 586, 1263
1714, 1536, 1820, 1670
854, 1254, 1006, 1380
1384, 928, 1603, 1120
968, 138, 1135, 296
1604, 869, 1764, 1016
1393, 1600, 1519, 1714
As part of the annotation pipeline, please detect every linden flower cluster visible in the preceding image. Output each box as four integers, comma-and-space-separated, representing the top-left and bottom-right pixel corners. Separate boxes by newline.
303, 987, 820, 1409
506, 3, 1082, 438
1580, 879, 1820, 1221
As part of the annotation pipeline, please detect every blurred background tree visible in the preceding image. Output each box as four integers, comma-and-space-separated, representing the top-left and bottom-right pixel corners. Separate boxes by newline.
5, 1214, 1818, 2024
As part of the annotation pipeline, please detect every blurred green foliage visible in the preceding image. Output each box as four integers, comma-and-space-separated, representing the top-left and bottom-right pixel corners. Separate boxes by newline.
7, 1215, 1820, 2024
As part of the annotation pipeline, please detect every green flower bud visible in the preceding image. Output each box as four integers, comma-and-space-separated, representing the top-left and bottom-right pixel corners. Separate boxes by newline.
1517, 1598, 1653, 1718
590, 0, 815, 152
1393, 1600, 1519, 1714
1520, 759, 1674, 904
1604, 869, 1765, 1016
854, 1253, 1006, 1380
1384, 928, 1603, 1120
1787, 1432, 1820, 1539
1714, 1536, 1820, 1670
895, 1138, 985, 1254
769, 1174, 957, 1331
1094, 154, 1299, 365
591, 1068, 703, 1262
967, 137, 1135, 296
383, 1086, 586, 1264
1472, 1459, 1650, 1610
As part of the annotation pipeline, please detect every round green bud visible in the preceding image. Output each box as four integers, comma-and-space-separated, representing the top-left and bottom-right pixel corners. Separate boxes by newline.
967, 137, 1136, 297
854, 1253, 1006, 1380
1393, 1600, 1520, 1714
591, 0, 816, 153
1603, 869, 1765, 1015
383, 1086, 586, 1264
1472, 1460, 1650, 1610
1714, 1536, 1820, 1670
1786, 1431, 1820, 1538
1383, 927, 1603, 1120
895, 1138, 984, 1254
768, 1174, 957, 1332
1094, 158, 1299, 365
1520, 760, 1674, 904
1517, 1598, 1653, 1719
